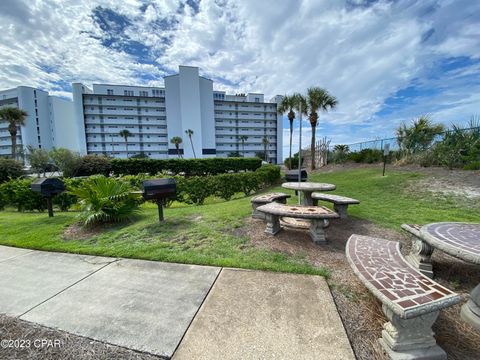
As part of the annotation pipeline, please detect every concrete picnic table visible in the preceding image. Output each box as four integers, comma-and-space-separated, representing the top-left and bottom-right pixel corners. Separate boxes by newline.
419, 222, 480, 330
282, 182, 336, 206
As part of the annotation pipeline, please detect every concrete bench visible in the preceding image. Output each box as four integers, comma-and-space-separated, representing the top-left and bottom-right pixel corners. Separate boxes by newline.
256, 202, 339, 244
251, 192, 291, 220
311, 193, 359, 218
346, 234, 461, 360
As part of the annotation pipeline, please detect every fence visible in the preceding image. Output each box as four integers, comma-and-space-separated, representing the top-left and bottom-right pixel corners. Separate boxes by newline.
299, 126, 480, 168
335, 126, 480, 153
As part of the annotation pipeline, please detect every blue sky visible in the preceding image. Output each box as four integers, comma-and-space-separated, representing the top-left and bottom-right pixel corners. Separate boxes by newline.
0, 0, 479, 158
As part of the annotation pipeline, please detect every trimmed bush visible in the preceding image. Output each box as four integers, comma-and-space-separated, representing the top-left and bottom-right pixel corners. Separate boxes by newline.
76, 155, 112, 177
0, 178, 47, 212
0, 158, 24, 183
110, 157, 262, 176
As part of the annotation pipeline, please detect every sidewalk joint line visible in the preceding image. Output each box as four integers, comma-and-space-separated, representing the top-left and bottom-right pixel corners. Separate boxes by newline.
170, 266, 224, 359
18, 258, 120, 318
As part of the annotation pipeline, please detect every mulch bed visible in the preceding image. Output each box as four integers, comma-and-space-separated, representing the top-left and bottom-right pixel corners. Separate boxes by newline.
246, 216, 480, 360
0, 315, 161, 360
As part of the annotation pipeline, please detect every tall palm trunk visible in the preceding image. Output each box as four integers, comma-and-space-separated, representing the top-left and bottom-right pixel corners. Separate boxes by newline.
289, 120, 293, 169
242, 141, 245, 157
176, 144, 181, 158
124, 138, 128, 158
311, 124, 316, 170
189, 135, 196, 158
8, 125, 17, 160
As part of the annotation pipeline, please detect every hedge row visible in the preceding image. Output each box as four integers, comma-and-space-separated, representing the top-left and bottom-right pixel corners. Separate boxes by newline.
0, 165, 281, 211
110, 157, 262, 176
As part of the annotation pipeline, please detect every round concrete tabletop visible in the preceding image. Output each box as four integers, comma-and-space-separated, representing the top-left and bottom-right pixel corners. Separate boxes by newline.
282, 182, 336, 192
420, 222, 480, 265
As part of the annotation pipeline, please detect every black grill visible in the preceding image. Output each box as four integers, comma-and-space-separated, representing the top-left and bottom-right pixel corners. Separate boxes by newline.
30, 178, 65, 217
285, 169, 308, 182
142, 179, 176, 221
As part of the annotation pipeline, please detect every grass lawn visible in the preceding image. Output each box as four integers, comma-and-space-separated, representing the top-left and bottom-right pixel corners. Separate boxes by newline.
1, 168, 478, 276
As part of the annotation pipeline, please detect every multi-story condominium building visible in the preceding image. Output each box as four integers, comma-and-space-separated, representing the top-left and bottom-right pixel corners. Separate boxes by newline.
73, 66, 283, 163
1, 66, 283, 163
0, 86, 74, 159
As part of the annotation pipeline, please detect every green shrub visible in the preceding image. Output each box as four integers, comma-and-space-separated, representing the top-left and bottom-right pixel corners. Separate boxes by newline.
0, 178, 47, 212
110, 157, 262, 176
0, 191, 5, 210
213, 174, 241, 201
0, 158, 24, 183
255, 164, 281, 185
50, 148, 82, 178
26, 146, 51, 175
237, 172, 261, 196
284, 152, 303, 169
69, 176, 141, 226
348, 149, 385, 163
51, 178, 85, 211
181, 176, 213, 205
463, 161, 480, 170
76, 155, 112, 176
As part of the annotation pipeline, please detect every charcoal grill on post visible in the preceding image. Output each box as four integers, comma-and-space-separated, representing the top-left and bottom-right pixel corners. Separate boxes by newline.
142, 179, 176, 222
285, 169, 308, 182
30, 178, 65, 217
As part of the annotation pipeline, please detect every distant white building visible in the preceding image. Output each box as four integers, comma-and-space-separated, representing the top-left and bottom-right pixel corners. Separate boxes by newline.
0, 86, 74, 159
73, 66, 283, 163
1, 66, 283, 163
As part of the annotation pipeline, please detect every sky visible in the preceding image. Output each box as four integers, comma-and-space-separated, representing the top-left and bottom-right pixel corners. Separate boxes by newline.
1, 0, 479, 158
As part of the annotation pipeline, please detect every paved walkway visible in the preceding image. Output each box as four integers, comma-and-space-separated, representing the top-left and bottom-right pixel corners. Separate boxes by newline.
0, 246, 354, 359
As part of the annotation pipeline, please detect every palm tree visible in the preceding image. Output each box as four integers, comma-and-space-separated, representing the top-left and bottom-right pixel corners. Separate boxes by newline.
306, 87, 337, 169
119, 129, 132, 158
0, 107, 28, 160
291, 93, 308, 170
262, 136, 269, 162
277, 95, 296, 169
239, 135, 248, 157
170, 136, 183, 158
185, 129, 196, 158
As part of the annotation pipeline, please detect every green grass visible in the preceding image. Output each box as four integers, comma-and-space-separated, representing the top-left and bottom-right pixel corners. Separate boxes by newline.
0, 196, 327, 276
278, 168, 480, 229
1, 167, 478, 276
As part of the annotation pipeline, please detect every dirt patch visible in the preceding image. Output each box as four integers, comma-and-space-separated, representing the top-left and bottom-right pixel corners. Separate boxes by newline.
400, 165, 480, 200
63, 223, 102, 241
245, 216, 480, 360
0, 315, 161, 360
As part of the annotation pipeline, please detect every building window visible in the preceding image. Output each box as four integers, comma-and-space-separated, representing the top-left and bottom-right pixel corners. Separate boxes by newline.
140, 91, 148, 97
255, 98, 259, 102
124, 90, 134, 96
107, 89, 113, 95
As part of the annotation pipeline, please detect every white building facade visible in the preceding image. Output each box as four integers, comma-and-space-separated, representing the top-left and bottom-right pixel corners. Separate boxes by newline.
0, 86, 74, 159
73, 66, 283, 163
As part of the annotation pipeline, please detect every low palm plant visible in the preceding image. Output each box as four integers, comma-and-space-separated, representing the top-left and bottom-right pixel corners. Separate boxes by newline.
69, 176, 141, 227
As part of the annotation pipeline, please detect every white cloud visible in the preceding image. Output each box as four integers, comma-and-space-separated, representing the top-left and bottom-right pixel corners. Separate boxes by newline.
0, 0, 479, 153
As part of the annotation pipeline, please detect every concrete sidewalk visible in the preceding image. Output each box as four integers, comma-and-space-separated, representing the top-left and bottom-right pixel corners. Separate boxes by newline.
0, 245, 354, 359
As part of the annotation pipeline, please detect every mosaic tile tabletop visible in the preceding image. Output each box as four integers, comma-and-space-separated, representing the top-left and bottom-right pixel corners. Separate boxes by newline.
257, 202, 339, 219
282, 182, 336, 191
346, 235, 461, 318
421, 223, 480, 264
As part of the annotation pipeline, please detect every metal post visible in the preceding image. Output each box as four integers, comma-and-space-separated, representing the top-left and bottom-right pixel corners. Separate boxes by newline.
156, 199, 164, 222
298, 104, 302, 205
46, 197, 53, 217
